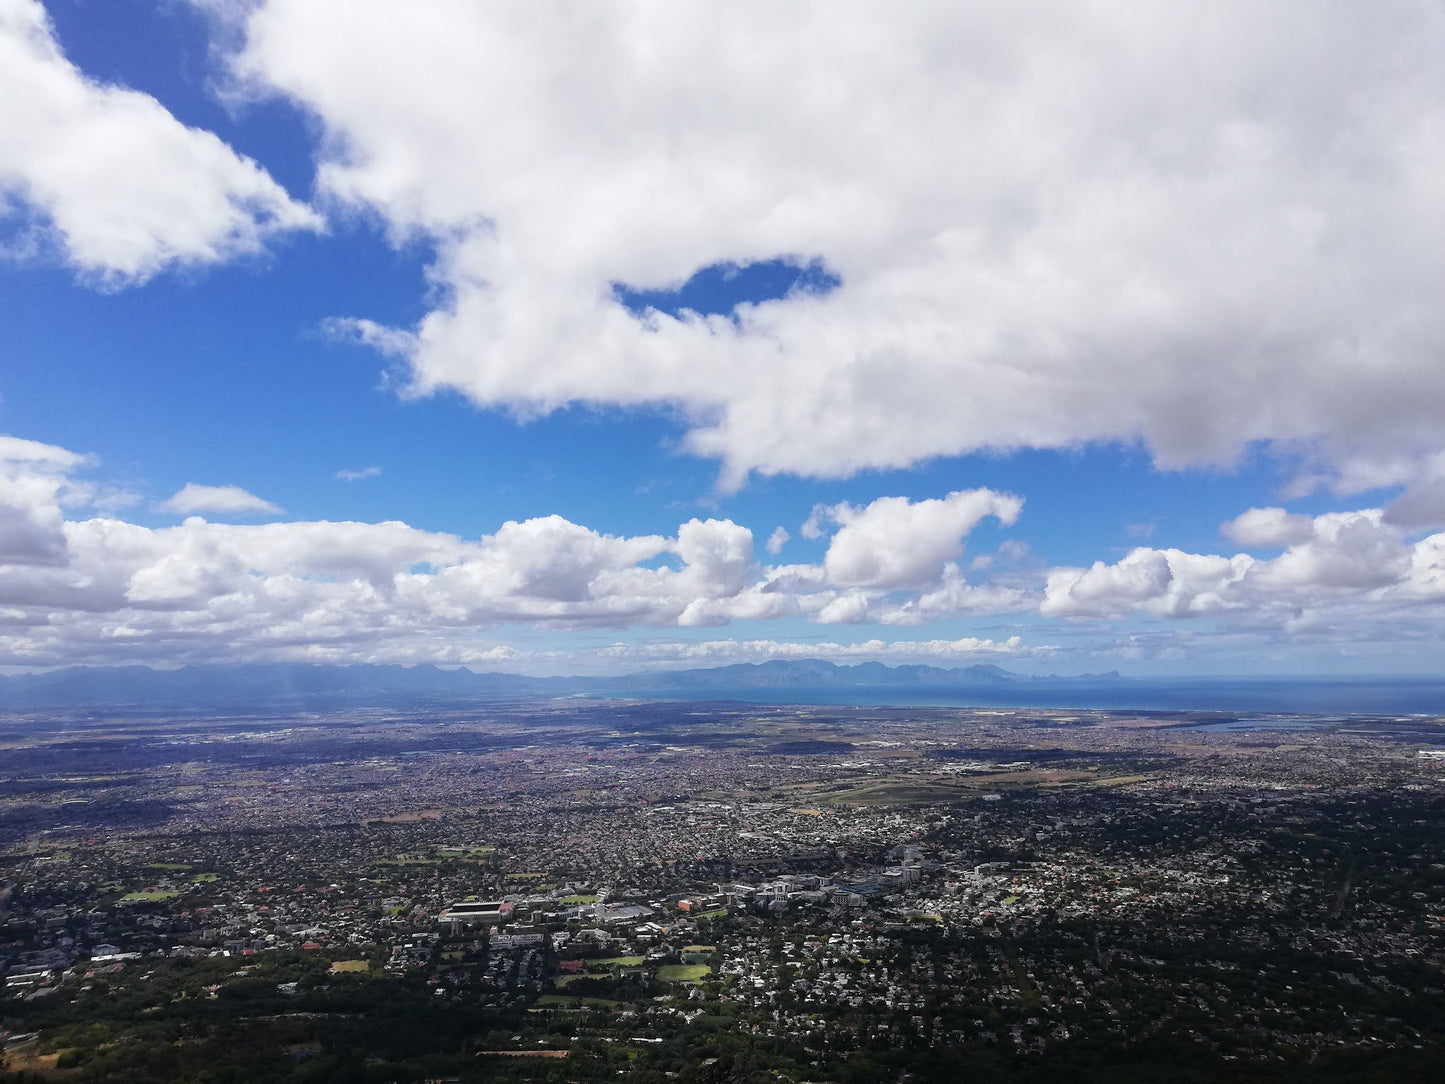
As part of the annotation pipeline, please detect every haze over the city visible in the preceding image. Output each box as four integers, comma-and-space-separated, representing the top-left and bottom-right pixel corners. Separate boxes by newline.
5, 0, 1445, 678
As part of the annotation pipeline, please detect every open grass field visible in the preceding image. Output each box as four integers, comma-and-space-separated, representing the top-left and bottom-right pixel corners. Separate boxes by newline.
0, 1040, 63, 1075
329, 959, 370, 974
378, 845, 496, 867
656, 963, 711, 983
368, 810, 443, 824
120, 889, 180, 903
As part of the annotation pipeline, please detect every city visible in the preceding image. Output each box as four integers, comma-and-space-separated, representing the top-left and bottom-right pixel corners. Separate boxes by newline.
3, 701, 1443, 1080
8, 0, 1445, 1080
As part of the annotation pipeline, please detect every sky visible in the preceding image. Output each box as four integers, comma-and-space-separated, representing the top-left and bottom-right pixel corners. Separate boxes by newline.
3, 0, 1445, 677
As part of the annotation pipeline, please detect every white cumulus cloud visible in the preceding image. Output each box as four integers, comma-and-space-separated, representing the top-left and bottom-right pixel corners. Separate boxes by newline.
816, 489, 1022, 589
335, 466, 382, 482
0, 0, 318, 284
201, 0, 1445, 489
1222, 507, 1315, 548
9, 435, 1445, 670
1042, 509, 1445, 639
159, 484, 283, 517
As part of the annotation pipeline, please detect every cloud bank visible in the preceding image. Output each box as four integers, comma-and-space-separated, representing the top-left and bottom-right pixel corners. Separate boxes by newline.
1043, 510, 1445, 645
0, 436, 1027, 667
4, 435, 1445, 670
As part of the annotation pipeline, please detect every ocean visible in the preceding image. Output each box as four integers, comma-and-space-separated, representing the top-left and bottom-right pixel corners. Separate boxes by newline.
611, 678, 1445, 716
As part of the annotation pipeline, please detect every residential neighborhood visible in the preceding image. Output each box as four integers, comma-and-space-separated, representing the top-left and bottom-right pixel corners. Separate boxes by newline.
2, 700, 1444, 1079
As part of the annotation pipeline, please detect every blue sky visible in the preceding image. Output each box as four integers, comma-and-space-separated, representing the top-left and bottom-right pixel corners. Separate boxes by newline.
3, 1, 1445, 675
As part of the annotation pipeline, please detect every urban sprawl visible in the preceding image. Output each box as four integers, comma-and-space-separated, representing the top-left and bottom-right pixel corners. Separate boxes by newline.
2, 701, 1444, 1081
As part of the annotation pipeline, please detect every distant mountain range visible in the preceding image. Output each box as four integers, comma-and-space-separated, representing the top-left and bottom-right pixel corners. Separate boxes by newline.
0, 659, 1124, 710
